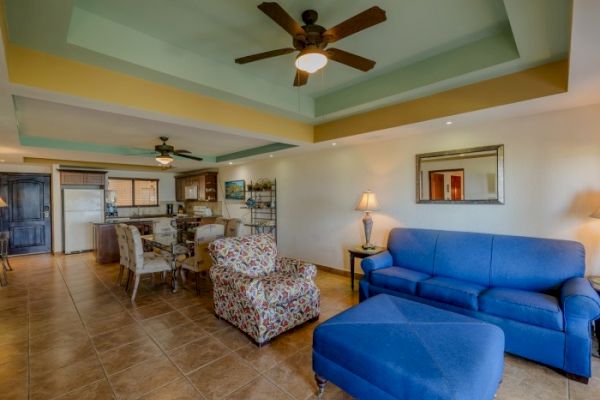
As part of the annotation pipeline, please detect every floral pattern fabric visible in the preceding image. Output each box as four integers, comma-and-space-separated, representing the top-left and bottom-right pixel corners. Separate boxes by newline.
209, 234, 278, 277
209, 234, 320, 344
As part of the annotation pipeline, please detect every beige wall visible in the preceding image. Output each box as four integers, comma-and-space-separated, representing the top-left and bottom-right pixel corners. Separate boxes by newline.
219, 103, 600, 276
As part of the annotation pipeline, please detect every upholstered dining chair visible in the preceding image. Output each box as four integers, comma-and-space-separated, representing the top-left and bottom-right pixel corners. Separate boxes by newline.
114, 224, 130, 287
124, 225, 172, 302
215, 217, 242, 237
180, 224, 225, 294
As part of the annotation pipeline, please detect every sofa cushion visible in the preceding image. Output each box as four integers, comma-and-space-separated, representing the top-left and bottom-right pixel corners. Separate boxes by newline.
419, 277, 486, 310
388, 228, 439, 275
433, 231, 493, 286
490, 235, 585, 292
479, 288, 563, 331
371, 267, 430, 295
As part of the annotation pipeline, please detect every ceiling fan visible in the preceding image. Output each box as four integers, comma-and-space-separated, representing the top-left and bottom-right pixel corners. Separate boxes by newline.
235, 2, 387, 86
153, 136, 203, 166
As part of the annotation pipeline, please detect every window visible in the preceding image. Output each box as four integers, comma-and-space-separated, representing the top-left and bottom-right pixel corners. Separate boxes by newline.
108, 178, 159, 207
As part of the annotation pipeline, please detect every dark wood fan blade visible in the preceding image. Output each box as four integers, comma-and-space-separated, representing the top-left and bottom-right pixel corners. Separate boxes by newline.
235, 48, 296, 64
174, 152, 203, 162
327, 48, 375, 71
322, 6, 386, 43
174, 149, 191, 154
258, 2, 305, 39
293, 69, 309, 87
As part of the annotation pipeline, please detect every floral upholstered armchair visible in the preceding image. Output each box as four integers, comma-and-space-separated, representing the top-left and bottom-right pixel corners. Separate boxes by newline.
208, 234, 320, 345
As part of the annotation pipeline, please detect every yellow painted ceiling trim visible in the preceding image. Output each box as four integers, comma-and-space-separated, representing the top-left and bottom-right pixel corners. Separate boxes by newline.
24, 157, 171, 172
314, 59, 569, 142
6, 45, 313, 143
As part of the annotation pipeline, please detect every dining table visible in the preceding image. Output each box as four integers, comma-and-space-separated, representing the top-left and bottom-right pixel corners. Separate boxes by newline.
141, 232, 192, 293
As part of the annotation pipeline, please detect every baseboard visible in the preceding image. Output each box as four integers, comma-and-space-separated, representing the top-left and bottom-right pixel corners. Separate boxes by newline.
316, 264, 364, 279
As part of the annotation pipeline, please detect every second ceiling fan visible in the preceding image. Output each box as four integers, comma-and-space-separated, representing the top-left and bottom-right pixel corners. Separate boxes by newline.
235, 2, 387, 86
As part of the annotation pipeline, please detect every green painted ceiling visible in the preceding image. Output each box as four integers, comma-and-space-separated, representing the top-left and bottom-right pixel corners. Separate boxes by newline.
5, 0, 571, 122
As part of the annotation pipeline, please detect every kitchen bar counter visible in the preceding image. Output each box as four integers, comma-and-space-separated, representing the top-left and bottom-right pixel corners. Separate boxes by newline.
94, 215, 221, 264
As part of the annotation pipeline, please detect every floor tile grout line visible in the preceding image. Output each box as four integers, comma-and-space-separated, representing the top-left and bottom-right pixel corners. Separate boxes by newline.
89, 263, 208, 400
54, 258, 120, 400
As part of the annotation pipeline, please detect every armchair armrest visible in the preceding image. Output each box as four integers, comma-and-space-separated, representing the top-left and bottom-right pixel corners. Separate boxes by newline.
276, 256, 317, 279
361, 250, 393, 277
209, 264, 269, 306
561, 277, 600, 321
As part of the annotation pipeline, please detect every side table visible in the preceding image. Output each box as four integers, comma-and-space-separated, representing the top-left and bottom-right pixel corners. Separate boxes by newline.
348, 246, 386, 290
590, 276, 600, 356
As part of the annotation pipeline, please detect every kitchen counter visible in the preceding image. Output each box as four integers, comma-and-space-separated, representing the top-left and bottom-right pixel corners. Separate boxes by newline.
94, 215, 221, 264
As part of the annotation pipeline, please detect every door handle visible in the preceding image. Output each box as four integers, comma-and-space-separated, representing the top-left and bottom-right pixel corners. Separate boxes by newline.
43, 206, 50, 219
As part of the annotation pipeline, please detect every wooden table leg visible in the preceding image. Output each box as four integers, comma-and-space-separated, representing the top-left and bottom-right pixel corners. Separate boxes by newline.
350, 253, 355, 290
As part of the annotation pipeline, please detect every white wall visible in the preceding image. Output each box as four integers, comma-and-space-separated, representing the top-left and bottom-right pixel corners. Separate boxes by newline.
219, 103, 600, 276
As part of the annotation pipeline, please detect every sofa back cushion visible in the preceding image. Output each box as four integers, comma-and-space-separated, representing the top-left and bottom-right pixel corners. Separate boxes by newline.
490, 235, 585, 291
388, 228, 438, 274
433, 231, 493, 286
209, 234, 277, 277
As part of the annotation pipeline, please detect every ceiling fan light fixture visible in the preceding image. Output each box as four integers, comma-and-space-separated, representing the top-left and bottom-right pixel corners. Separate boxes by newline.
155, 154, 173, 165
295, 48, 328, 73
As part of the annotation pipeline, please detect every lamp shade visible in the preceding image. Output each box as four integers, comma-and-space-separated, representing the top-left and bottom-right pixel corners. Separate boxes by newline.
295, 48, 328, 73
591, 208, 600, 218
356, 190, 379, 212
0, 197, 6, 207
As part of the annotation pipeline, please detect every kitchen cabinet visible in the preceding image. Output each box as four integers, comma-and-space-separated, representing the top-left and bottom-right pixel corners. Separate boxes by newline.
175, 172, 217, 202
60, 170, 106, 186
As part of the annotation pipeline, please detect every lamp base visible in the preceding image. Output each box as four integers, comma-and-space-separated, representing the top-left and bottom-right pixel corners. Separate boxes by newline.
362, 243, 376, 250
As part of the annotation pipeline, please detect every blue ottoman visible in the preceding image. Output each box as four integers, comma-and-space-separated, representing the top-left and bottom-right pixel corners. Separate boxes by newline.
313, 294, 505, 400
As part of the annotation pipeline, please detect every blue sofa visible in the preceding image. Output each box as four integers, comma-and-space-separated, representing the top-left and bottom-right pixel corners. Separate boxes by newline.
360, 228, 600, 380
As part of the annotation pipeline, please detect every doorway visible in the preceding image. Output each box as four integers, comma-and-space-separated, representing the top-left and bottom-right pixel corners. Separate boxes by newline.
428, 169, 464, 201
0, 174, 52, 255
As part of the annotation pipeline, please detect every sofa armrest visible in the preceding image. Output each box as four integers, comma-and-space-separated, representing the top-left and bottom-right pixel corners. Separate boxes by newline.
360, 250, 393, 277
561, 277, 600, 321
276, 256, 317, 280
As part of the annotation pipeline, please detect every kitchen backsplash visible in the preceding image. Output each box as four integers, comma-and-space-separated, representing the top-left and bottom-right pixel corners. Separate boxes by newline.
116, 201, 183, 217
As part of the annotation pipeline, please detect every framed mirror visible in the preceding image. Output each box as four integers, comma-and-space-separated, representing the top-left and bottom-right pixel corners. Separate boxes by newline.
416, 145, 504, 204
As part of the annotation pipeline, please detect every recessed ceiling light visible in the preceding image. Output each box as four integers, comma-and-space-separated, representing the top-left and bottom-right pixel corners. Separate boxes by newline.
0, 159, 4, 163
269, 154, 274, 158
228, 161, 233, 165
332, 142, 337, 146
445, 121, 453, 125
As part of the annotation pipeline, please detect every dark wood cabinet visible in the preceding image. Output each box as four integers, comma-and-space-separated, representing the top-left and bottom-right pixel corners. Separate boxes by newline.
83, 173, 105, 186
94, 221, 153, 264
60, 171, 106, 187
175, 172, 218, 202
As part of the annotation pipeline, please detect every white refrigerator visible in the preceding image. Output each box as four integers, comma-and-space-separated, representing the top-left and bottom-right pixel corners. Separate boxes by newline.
63, 189, 105, 254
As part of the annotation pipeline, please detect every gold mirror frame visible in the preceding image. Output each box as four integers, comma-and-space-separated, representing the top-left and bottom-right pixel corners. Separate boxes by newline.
416, 144, 504, 204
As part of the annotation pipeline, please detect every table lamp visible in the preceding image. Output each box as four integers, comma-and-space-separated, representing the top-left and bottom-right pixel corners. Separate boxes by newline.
356, 190, 379, 249
0, 198, 6, 208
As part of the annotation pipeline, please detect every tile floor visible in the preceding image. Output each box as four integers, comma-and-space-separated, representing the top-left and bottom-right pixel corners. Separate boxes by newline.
0, 252, 598, 400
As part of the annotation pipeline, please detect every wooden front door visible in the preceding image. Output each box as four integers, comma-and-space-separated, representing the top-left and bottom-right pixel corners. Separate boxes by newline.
429, 173, 445, 200
1, 174, 52, 255
450, 175, 463, 200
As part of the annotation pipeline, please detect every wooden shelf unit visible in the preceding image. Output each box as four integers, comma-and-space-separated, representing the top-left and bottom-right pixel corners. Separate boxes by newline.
243, 180, 277, 240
